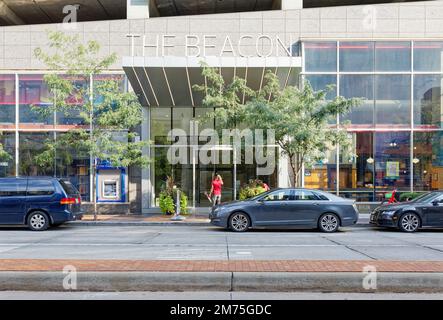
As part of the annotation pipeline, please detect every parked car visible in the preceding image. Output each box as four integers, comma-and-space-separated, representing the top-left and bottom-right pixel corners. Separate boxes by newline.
209, 188, 359, 232
0, 177, 83, 231
370, 191, 443, 232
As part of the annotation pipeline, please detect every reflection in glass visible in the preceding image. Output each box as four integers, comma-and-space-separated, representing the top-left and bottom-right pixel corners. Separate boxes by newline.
414, 75, 442, 129
305, 75, 336, 100
375, 75, 411, 127
151, 107, 171, 145
0, 132, 15, 177
19, 75, 53, 127
414, 41, 443, 72
340, 75, 374, 126
0, 75, 15, 127
413, 132, 443, 191
339, 42, 374, 72
19, 132, 54, 176
304, 42, 337, 72
375, 41, 411, 72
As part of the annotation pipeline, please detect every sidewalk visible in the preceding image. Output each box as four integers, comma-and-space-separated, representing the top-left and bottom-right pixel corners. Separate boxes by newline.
0, 258, 441, 293
74, 214, 211, 226
0, 258, 442, 272
71, 213, 370, 226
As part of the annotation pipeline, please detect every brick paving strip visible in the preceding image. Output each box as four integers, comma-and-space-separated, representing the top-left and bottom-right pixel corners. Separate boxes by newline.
1, 259, 443, 273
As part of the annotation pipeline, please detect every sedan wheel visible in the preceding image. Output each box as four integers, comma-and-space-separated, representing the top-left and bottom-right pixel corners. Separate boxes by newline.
229, 213, 250, 232
319, 213, 339, 233
28, 212, 49, 231
399, 213, 420, 233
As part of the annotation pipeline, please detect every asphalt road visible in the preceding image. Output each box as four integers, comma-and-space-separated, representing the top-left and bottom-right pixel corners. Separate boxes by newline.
0, 224, 443, 261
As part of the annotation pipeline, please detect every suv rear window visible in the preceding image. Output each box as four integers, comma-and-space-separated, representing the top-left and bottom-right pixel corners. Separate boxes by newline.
27, 180, 55, 196
59, 180, 79, 196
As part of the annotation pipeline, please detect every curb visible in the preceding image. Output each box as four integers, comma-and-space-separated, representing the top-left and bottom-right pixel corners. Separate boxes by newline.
67, 215, 371, 227
0, 272, 441, 293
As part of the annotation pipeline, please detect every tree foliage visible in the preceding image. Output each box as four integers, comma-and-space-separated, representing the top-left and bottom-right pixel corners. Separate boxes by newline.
198, 65, 362, 186
33, 30, 149, 171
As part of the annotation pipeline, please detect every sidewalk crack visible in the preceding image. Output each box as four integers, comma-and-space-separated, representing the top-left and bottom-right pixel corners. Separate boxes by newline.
323, 236, 377, 260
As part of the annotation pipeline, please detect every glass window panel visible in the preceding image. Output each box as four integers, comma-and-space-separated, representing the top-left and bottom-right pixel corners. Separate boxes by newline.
19, 75, 53, 127
305, 75, 337, 100
0, 132, 15, 177
304, 42, 337, 72
304, 146, 337, 192
172, 107, 193, 136
0, 75, 15, 127
339, 42, 374, 72
413, 75, 443, 129
151, 107, 171, 145
375, 75, 411, 127
413, 132, 443, 192
375, 41, 411, 72
19, 132, 54, 176
56, 75, 89, 126
55, 132, 90, 201
414, 41, 443, 72
374, 132, 411, 196
339, 75, 374, 127
339, 132, 375, 202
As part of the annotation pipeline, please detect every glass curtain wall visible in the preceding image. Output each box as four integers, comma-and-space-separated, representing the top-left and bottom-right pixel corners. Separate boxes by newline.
0, 73, 125, 201
302, 40, 443, 201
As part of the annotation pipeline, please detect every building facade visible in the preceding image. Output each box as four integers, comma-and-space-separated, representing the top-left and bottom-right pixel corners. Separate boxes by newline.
0, 0, 442, 213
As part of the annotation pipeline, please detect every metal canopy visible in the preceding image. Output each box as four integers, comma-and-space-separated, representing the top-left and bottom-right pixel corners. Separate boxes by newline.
123, 56, 302, 107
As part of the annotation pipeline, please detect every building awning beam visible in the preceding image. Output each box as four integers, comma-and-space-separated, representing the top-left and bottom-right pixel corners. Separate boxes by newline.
123, 56, 302, 107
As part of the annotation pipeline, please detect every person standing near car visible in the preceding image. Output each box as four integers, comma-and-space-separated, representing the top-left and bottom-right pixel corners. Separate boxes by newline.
210, 173, 223, 206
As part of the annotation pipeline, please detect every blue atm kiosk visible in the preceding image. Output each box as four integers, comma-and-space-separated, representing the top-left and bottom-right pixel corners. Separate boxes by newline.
96, 160, 127, 203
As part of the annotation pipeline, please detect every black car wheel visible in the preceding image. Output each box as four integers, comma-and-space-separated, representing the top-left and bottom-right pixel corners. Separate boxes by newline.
229, 212, 250, 232
318, 213, 340, 233
399, 213, 420, 233
27, 211, 50, 231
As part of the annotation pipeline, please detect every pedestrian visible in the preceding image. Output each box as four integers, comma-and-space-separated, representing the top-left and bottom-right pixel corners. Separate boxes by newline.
262, 181, 270, 191
209, 173, 223, 206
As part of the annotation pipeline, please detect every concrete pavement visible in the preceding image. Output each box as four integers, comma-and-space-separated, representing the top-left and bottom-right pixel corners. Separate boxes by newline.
0, 225, 442, 293
0, 224, 441, 261
0, 291, 441, 300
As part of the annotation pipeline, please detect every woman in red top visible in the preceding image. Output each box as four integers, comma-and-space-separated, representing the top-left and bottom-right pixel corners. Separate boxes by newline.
210, 173, 223, 206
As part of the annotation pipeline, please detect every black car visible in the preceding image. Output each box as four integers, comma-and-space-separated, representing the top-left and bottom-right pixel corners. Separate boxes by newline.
0, 177, 83, 231
370, 191, 443, 232
210, 188, 359, 232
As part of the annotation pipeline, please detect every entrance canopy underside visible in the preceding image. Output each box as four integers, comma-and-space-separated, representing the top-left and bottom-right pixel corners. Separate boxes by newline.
123, 56, 302, 107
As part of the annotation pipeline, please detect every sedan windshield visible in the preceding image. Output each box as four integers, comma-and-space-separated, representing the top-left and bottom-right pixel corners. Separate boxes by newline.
410, 192, 440, 203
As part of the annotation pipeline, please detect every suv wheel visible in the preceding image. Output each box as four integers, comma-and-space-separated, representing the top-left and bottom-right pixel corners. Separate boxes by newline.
28, 211, 50, 231
229, 212, 250, 232
319, 213, 340, 233
399, 213, 420, 233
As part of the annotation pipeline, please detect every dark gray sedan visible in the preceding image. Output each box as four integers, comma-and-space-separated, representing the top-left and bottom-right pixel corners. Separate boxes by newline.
209, 188, 359, 232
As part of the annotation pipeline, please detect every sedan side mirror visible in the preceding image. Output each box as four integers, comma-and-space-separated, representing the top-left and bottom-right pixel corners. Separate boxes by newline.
432, 200, 439, 206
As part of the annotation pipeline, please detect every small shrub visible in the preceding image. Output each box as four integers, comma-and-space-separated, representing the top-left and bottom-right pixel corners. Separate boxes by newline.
399, 192, 422, 202
159, 191, 175, 215
239, 179, 267, 200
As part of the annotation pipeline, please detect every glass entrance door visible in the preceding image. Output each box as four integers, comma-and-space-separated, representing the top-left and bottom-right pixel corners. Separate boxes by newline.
197, 166, 234, 207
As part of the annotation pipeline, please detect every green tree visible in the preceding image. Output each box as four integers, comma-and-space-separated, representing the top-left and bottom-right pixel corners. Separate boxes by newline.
0, 132, 12, 163
33, 31, 150, 218
197, 66, 362, 187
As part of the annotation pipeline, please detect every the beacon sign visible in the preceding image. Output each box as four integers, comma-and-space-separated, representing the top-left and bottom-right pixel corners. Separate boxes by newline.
126, 34, 295, 58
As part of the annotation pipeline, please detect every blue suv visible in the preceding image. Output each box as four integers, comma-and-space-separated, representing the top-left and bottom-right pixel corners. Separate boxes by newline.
0, 177, 83, 231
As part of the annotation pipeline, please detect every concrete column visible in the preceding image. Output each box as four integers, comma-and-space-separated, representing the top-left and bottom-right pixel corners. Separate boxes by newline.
127, 0, 150, 19
281, 0, 303, 10
278, 148, 291, 188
